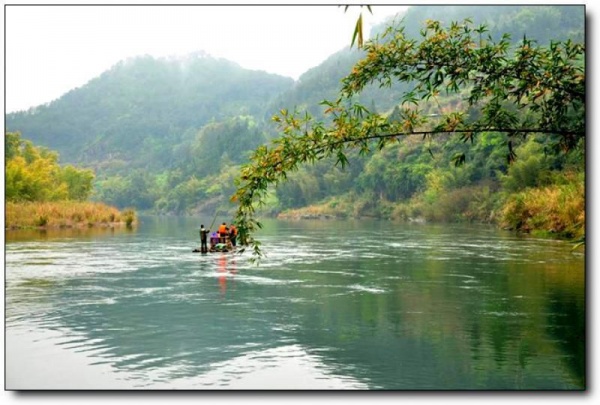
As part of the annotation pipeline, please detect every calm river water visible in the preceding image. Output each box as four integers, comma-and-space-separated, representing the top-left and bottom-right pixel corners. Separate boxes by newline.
5, 216, 585, 390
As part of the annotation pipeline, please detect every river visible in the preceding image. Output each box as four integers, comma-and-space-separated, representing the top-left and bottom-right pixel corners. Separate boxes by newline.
4, 216, 585, 390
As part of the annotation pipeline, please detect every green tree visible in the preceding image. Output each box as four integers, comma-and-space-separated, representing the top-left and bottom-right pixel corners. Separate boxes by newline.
231, 18, 584, 258
5, 131, 94, 202
499, 138, 553, 193
60, 165, 95, 200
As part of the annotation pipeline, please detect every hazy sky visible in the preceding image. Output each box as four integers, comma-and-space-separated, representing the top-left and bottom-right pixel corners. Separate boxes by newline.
4, 4, 409, 113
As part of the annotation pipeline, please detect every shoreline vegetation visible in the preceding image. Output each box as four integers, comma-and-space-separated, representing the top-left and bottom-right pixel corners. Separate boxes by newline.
5, 201, 137, 230
5, 132, 138, 232
275, 178, 585, 242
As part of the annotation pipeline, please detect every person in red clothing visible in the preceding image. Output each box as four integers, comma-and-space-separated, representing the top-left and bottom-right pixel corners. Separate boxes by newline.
229, 224, 238, 247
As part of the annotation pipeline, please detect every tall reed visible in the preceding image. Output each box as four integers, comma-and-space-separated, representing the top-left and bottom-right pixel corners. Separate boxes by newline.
5, 201, 137, 229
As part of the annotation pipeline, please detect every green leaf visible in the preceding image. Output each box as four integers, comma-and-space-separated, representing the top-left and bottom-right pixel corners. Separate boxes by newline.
351, 13, 364, 48
451, 152, 466, 167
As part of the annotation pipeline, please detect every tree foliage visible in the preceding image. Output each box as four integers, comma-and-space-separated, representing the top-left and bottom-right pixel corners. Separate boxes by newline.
232, 18, 585, 258
5, 132, 95, 202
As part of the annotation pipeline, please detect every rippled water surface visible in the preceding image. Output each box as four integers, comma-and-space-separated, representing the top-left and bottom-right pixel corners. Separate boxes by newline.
5, 217, 585, 390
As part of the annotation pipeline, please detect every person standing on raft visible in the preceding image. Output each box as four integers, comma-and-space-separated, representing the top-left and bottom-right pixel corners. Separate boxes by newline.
200, 224, 210, 253
229, 223, 238, 247
218, 222, 229, 244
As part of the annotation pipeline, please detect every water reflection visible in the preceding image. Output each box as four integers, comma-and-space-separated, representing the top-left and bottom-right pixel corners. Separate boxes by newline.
545, 288, 586, 388
218, 255, 228, 296
216, 255, 237, 297
5, 218, 585, 390
5, 225, 135, 242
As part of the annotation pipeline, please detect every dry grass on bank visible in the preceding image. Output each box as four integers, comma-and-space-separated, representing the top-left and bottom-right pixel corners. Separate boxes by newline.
5, 201, 136, 230
500, 177, 585, 239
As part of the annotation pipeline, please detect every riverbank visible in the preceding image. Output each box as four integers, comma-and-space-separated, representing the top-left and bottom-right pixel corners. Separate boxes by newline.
5, 201, 137, 230
277, 178, 585, 242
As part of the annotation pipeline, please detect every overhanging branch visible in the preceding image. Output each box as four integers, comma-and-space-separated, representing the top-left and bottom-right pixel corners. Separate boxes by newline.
311, 127, 582, 155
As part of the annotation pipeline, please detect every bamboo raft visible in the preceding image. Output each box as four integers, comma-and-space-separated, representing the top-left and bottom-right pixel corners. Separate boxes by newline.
193, 235, 235, 253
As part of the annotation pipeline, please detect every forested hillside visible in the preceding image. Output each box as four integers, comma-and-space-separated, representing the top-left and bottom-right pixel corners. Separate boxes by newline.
6, 5, 585, 237
6, 53, 294, 211
6, 53, 293, 169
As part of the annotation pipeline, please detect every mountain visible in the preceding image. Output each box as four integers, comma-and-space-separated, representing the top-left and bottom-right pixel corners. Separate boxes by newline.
6, 53, 294, 170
